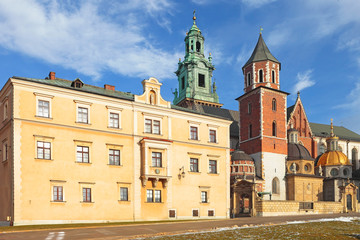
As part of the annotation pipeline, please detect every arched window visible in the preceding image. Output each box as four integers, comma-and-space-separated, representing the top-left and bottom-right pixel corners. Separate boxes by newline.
247, 73, 251, 86
249, 124, 252, 138
319, 143, 326, 154
259, 69, 263, 82
272, 98, 277, 111
272, 70, 275, 83
196, 41, 201, 52
272, 121, 277, 137
272, 177, 280, 194
352, 148, 358, 161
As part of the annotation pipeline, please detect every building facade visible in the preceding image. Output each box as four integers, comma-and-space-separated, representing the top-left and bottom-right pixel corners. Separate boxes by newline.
0, 74, 231, 225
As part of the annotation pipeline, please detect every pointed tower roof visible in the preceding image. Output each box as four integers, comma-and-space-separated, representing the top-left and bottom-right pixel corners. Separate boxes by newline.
243, 33, 280, 69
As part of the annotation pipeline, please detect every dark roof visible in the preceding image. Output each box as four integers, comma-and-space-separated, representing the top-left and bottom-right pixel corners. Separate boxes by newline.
287, 143, 314, 161
12, 76, 234, 121
287, 105, 295, 121
231, 150, 253, 161
170, 105, 230, 121
12, 76, 134, 101
192, 104, 239, 137
309, 122, 360, 142
243, 34, 280, 69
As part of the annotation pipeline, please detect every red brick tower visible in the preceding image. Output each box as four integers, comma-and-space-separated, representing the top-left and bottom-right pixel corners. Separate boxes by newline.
236, 32, 289, 200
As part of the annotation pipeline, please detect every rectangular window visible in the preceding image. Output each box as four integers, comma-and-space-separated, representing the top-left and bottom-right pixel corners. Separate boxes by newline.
38, 100, 49, 118
53, 186, 63, 202
192, 209, 199, 217
82, 188, 91, 202
198, 74, 205, 87
154, 190, 161, 203
169, 210, 176, 218
37, 141, 51, 160
201, 191, 208, 203
109, 149, 120, 165
147, 189, 153, 202
190, 158, 199, 172
78, 107, 88, 123
153, 120, 160, 134
181, 77, 185, 90
152, 152, 162, 167
209, 129, 216, 143
190, 126, 198, 140
248, 103, 252, 114
209, 160, 217, 174
145, 119, 161, 134
120, 187, 128, 201
208, 210, 214, 217
77, 146, 89, 163
3, 142, 8, 161
109, 112, 119, 128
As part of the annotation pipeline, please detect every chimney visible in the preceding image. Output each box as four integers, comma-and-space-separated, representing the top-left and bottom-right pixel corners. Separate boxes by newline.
104, 84, 115, 91
49, 72, 56, 80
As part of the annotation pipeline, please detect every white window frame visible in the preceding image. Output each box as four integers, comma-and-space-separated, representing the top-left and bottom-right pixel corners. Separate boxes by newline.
50, 180, 66, 202
208, 125, 219, 143
35, 93, 54, 118
106, 106, 122, 129
120, 187, 128, 201
189, 121, 201, 141
109, 149, 121, 166
208, 209, 216, 217
201, 191, 208, 203
74, 100, 92, 124
192, 208, 200, 217
144, 118, 162, 135
76, 145, 90, 163
52, 185, 64, 202
37, 141, 51, 160
208, 160, 217, 174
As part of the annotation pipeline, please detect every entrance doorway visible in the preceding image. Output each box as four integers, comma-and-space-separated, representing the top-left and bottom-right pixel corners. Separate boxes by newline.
347, 194, 352, 211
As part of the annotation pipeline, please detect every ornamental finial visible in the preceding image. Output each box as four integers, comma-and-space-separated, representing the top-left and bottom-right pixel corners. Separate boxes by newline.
260, 26, 263, 35
330, 118, 334, 137
193, 10, 196, 24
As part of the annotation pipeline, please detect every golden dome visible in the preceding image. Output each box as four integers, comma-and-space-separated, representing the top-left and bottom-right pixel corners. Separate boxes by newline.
316, 151, 350, 167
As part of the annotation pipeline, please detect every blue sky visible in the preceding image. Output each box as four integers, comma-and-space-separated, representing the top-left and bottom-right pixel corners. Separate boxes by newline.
0, 0, 359, 133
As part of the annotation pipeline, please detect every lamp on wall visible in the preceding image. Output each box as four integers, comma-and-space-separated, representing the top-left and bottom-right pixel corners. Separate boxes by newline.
178, 166, 185, 179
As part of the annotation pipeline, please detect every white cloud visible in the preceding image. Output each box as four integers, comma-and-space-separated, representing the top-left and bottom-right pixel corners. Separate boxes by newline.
0, 0, 179, 80
292, 70, 315, 95
335, 81, 360, 133
241, 0, 277, 8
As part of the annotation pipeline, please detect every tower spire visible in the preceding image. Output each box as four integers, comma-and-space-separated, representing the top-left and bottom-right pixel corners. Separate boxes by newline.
193, 10, 196, 25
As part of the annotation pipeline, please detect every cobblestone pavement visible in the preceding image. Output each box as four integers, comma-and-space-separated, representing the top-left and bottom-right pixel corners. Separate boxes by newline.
1, 212, 359, 240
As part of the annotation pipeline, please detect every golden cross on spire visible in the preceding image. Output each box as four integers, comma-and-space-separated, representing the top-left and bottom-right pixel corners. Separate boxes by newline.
193, 10, 196, 24
260, 26, 263, 35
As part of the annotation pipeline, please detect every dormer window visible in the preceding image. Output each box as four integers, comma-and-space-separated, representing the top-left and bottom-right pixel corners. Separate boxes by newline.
71, 78, 84, 88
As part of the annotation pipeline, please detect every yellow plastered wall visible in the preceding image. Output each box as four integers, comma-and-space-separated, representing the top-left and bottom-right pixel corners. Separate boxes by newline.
8, 77, 231, 225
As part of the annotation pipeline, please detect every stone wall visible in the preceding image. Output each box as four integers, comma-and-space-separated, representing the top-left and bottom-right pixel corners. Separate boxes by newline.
255, 200, 344, 216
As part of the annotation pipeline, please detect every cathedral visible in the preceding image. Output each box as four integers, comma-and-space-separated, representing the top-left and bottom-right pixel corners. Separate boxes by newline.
172, 14, 360, 216
1, 13, 360, 226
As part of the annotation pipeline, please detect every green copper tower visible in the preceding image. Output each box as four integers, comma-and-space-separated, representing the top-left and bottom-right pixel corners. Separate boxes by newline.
173, 11, 222, 108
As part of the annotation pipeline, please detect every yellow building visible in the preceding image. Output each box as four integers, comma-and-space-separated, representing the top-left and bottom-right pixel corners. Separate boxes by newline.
0, 73, 232, 225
